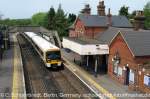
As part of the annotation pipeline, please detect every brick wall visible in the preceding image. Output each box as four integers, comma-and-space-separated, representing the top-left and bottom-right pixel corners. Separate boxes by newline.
138, 72, 150, 93
108, 34, 136, 82
136, 56, 150, 93
74, 19, 85, 37
69, 29, 76, 37
69, 19, 107, 38
85, 27, 107, 38
108, 33, 150, 93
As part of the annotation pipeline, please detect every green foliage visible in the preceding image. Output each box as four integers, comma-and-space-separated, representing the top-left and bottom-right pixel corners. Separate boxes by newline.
55, 4, 69, 37
119, 6, 129, 18
0, 4, 76, 38
31, 12, 47, 26
45, 7, 56, 29
45, 4, 76, 38
0, 24, 7, 32
68, 13, 76, 24
144, 1, 150, 29
128, 10, 136, 19
0, 18, 31, 26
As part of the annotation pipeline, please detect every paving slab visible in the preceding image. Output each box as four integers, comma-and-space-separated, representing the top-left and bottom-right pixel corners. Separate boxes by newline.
0, 48, 13, 99
0, 33, 26, 99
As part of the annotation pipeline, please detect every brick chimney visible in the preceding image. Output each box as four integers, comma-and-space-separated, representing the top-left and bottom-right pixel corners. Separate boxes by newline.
97, 0, 105, 16
134, 11, 146, 30
81, 4, 91, 15
107, 8, 112, 26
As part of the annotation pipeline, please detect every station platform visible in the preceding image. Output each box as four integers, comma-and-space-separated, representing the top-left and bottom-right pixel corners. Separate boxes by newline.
62, 49, 141, 99
0, 33, 26, 99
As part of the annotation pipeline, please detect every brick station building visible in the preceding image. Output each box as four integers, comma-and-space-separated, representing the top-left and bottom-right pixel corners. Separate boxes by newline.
64, 0, 132, 76
101, 27, 150, 93
96, 11, 150, 92
69, 1, 132, 38
63, 0, 150, 93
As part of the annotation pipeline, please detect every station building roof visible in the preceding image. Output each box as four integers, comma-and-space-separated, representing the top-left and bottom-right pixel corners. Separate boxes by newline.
96, 27, 150, 56
63, 27, 150, 56
76, 15, 133, 28
64, 37, 104, 45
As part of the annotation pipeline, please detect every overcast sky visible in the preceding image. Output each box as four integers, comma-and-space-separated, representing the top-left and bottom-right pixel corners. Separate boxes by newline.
0, 0, 149, 19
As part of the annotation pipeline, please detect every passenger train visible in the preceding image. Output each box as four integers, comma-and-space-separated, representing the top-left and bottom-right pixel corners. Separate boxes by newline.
22, 32, 62, 68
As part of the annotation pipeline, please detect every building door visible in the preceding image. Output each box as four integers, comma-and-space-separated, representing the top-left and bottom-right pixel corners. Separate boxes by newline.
88, 55, 95, 70
102, 55, 108, 73
125, 67, 130, 85
98, 55, 108, 74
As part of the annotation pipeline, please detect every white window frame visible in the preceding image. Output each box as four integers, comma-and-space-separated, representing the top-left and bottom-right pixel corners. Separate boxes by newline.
118, 67, 123, 76
113, 61, 118, 75
144, 75, 150, 87
113, 61, 122, 76
129, 69, 135, 84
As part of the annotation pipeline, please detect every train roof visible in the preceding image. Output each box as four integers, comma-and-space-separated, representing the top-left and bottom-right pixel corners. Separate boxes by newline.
25, 32, 37, 38
27, 32, 59, 52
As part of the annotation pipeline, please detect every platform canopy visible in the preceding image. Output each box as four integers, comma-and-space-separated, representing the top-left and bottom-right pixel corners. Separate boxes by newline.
62, 37, 109, 55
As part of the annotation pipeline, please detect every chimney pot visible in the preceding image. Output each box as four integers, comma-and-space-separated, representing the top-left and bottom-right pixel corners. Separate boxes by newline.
134, 10, 146, 30
81, 4, 91, 15
97, 0, 105, 16
107, 8, 112, 26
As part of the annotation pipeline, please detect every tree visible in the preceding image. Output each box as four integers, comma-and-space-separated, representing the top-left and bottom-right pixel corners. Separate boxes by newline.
119, 6, 129, 18
55, 4, 69, 37
45, 5, 70, 38
129, 10, 136, 19
31, 12, 47, 26
144, 1, 150, 29
68, 13, 76, 24
0, 18, 31, 26
45, 6, 56, 29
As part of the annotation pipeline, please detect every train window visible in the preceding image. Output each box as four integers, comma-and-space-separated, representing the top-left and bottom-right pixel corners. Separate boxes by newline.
46, 51, 61, 60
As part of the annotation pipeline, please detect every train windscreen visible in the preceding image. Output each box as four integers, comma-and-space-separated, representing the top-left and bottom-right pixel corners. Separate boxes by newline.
46, 51, 61, 60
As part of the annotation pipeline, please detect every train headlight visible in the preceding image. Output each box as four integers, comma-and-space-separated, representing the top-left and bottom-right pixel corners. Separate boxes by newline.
46, 63, 51, 67
58, 62, 61, 66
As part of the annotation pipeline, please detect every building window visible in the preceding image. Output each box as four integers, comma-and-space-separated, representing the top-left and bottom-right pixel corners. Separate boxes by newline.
113, 61, 118, 75
118, 67, 123, 76
144, 75, 150, 87
113, 61, 122, 76
129, 69, 135, 84
113, 51, 122, 76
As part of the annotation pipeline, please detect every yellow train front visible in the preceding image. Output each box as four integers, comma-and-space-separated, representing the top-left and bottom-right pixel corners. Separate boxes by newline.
45, 50, 62, 68
23, 32, 63, 69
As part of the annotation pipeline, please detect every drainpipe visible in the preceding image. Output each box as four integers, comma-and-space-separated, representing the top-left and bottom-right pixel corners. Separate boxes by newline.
136, 64, 142, 91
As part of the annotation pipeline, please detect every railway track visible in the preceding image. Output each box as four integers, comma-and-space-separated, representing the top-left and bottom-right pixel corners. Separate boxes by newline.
17, 34, 97, 99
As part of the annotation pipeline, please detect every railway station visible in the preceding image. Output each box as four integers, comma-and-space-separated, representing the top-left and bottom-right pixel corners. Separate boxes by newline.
1, 29, 148, 99
0, 0, 150, 99
0, 27, 99, 99
1, 25, 138, 99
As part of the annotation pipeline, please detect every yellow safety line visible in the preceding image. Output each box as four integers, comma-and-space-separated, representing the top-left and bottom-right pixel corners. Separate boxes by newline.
12, 37, 19, 99
63, 57, 116, 99
81, 72, 116, 99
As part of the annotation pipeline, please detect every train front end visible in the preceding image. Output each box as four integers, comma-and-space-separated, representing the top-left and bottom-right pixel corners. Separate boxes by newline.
45, 50, 62, 68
